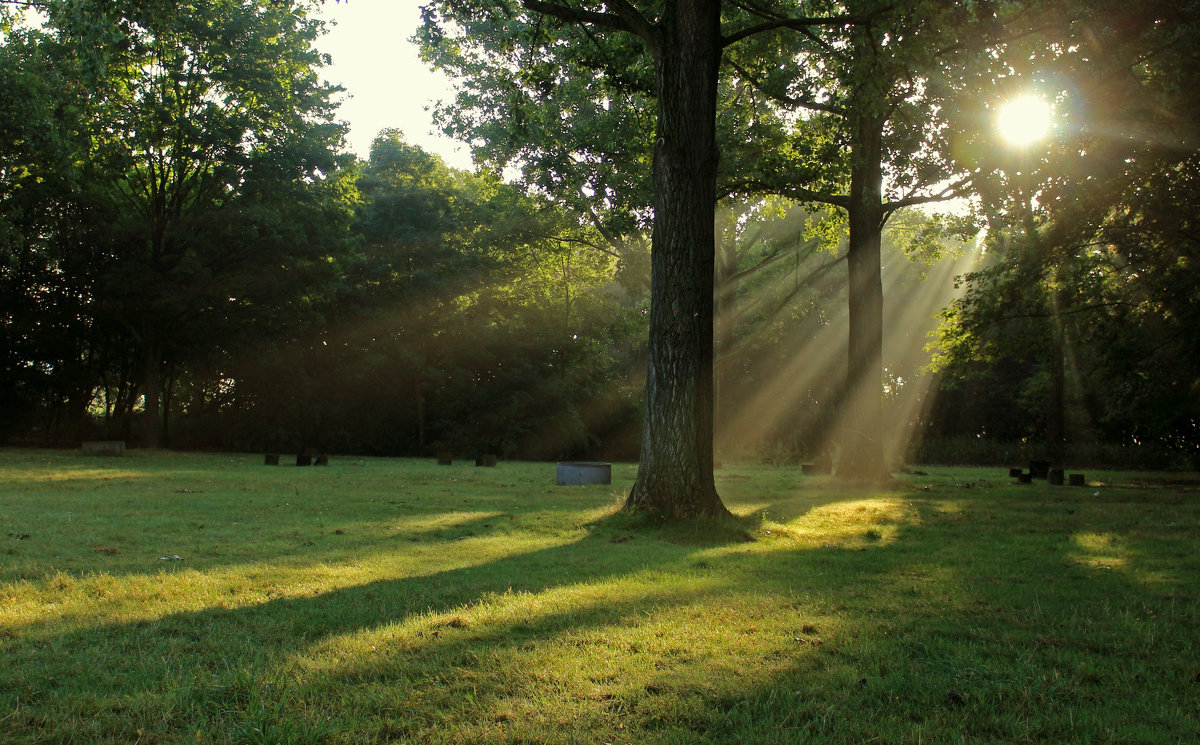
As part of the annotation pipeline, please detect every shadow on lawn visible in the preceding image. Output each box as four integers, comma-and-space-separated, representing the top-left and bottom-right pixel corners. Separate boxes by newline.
700, 482, 1200, 745
0, 479, 636, 584
0, 501, 845, 737
4, 459, 837, 584
4, 478, 1198, 743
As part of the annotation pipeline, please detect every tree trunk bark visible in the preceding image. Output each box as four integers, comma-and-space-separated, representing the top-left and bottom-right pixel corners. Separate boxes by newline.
837, 107, 888, 481
625, 0, 729, 519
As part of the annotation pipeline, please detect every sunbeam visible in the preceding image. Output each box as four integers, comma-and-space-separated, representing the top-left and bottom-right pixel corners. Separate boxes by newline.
714, 221, 987, 470
880, 237, 988, 465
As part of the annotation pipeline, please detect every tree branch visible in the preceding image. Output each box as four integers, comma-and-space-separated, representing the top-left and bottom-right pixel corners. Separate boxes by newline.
522, 0, 630, 32
732, 221, 767, 264
522, 0, 659, 52
726, 178, 850, 209
882, 176, 974, 215
727, 236, 821, 285
536, 231, 622, 259
717, 254, 846, 364
991, 299, 1139, 323
727, 60, 846, 115
723, 14, 854, 49
585, 205, 632, 253
604, 0, 660, 48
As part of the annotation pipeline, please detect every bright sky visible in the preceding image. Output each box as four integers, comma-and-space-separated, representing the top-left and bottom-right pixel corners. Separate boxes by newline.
315, 0, 473, 169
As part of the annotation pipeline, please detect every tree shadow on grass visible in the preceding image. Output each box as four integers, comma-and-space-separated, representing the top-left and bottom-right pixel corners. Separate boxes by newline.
11, 477, 1194, 743
0, 509, 778, 731
691, 482, 1200, 745
0, 486, 894, 744
0, 458, 646, 584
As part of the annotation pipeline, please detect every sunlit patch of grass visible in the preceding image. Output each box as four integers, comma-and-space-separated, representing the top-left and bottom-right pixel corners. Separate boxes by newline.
1, 453, 1198, 744
1068, 531, 1130, 570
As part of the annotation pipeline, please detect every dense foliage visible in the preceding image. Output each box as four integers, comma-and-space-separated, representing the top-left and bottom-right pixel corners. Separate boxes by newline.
923, 0, 1200, 468
0, 0, 646, 459
2, 0, 1196, 470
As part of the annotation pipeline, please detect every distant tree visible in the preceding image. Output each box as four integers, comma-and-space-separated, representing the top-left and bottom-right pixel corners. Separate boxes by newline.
928, 0, 1200, 466
1, 7, 117, 440
214, 129, 640, 459
0, 0, 350, 447
347, 129, 515, 451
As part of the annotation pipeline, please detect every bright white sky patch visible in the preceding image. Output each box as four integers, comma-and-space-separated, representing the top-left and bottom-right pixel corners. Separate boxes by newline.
996, 94, 1053, 146
316, 0, 472, 168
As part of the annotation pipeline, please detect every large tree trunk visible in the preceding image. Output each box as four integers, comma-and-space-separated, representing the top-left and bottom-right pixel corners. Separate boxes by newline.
625, 0, 728, 519
837, 107, 888, 481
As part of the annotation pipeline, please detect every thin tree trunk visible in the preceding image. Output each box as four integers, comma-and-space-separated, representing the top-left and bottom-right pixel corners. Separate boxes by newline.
626, 0, 728, 518
1047, 281, 1066, 463
161, 366, 173, 447
416, 374, 427, 453
141, 330, 162, 449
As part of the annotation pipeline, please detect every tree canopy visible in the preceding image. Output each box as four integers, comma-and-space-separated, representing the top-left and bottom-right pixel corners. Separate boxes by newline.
3, 0, 1197, 491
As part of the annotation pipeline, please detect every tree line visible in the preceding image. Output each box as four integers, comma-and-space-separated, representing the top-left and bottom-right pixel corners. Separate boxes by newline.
2, 1, 1196, 509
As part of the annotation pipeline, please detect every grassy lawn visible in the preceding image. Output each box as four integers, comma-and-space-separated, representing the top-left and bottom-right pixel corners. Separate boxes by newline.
1, 450, 1197, 744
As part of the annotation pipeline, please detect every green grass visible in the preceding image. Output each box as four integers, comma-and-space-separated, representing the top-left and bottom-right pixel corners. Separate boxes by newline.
1, 450, 1197, 744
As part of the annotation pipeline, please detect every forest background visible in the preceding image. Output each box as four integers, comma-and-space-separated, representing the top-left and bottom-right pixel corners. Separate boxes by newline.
1, 0, 1197, 472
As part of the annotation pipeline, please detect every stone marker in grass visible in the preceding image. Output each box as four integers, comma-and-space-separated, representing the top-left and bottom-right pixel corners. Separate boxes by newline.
82, 441, 126, 456
556, 461, 611, 485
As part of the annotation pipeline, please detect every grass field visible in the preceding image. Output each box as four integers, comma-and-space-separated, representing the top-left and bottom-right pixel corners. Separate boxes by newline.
1, 449, 1197, 744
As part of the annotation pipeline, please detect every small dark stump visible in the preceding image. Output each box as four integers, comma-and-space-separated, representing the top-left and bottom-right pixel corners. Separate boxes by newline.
296, 453, 313, 467
1030, 460, 1051, 479
476, 454, 497, 467
1017, 472, 1033, 484
1069, 473, 1086, 487
437, 452, 453, 466
1048, 468, 1065, 486
1008, 467, 1022, 478
264, 453, 280, 466
315, 454, 329, 466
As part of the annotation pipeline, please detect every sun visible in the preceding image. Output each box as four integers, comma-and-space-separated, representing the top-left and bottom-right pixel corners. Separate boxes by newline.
996, 95, 1053, 146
